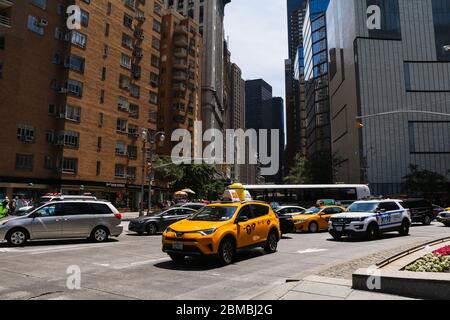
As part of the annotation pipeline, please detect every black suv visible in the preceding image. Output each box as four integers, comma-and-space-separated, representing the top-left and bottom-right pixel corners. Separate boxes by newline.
402, 199, 435, 225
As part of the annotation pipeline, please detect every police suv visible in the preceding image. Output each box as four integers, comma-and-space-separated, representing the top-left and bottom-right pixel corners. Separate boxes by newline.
329, 200, 411, 241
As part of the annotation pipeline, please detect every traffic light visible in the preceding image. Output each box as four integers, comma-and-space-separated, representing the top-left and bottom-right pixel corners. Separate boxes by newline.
145, 161, 153, 176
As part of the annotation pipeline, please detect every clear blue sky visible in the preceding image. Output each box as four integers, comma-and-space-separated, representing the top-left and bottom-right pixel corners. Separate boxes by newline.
224, 0, 288, 100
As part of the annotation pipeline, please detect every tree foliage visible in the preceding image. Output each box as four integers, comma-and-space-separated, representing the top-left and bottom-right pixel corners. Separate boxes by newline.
403, 165, 449, 196
285, 152, 343, 184
154, 157, 227, 200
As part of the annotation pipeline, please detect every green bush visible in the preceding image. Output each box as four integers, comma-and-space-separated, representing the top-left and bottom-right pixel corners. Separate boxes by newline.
405, 253, 450, 273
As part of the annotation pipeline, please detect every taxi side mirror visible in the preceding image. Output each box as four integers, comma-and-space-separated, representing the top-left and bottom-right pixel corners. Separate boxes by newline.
237, 216, 249, 223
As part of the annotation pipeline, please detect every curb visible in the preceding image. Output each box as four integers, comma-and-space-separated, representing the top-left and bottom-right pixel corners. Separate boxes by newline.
352, 269, 450, 300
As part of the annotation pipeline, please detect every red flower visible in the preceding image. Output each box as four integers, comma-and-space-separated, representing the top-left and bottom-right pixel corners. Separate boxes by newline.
433, 245, 450, 256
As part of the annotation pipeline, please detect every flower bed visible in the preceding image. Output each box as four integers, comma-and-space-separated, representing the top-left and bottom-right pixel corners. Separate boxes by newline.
405, 253, 450, 273
433, 245, 450, 257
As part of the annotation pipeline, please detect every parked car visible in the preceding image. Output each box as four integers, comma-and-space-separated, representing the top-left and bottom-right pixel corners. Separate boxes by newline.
275, 206, 306, 234
293, 206, 346, 233
128, 207, 198, 235
436, 210, 450, 227
172, 203, 206, 211
0, 200, 123, 246
433, 205, 445, 217
402, 199, 435, 225
329, 200, 411, 241
162, 201, 281, 265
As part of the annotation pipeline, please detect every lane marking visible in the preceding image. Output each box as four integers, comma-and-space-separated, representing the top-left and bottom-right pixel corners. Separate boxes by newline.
297, 248, 329, 254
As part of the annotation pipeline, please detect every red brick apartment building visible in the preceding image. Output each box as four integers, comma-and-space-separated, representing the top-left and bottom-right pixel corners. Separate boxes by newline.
0, 0, 175, 210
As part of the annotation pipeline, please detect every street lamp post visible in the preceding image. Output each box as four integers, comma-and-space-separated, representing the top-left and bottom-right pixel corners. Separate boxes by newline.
139, 129, 165, 217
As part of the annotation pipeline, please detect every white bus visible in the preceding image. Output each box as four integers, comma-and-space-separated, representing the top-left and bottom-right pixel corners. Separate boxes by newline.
244, 184, 371, 207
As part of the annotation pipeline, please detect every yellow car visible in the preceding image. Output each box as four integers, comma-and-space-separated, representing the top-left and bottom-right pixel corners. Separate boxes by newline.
293, 206, 346, 233
162, 201, 281, 265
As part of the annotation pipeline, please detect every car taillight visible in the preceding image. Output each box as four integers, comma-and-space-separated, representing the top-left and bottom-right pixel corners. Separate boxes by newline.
114, 213, 122, 220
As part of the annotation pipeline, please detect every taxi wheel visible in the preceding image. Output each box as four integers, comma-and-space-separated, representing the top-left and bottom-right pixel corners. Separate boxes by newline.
218, 238, 235, 266
264, 231, 278, 254
169, 254, 185, 264
308, 222, 319, 233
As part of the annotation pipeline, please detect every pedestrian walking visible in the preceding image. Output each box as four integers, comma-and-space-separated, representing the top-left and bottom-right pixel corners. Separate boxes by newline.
0, 200, 8, 219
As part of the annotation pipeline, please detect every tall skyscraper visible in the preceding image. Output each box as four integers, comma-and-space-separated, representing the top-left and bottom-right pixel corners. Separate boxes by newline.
271, 97, 286, 184
285, 0, 306, 175
164, 0, 231, 135
303, 0, 332, 182
327, 0, 450, 195
0, 0, 164, 210
245, 79, 283, 182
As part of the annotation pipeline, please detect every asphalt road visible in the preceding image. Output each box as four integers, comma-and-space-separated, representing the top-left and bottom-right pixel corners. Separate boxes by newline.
0, 222, 448, 300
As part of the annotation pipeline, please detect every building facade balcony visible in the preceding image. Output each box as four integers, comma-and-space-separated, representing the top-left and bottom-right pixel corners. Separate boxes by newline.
174, 48, 188, 58
174, 35, 189, 47
173, 71, 187, 81
174, 25, 188, 35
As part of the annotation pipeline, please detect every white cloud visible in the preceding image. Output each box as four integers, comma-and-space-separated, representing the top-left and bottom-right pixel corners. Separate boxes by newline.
224, 0, 288, 100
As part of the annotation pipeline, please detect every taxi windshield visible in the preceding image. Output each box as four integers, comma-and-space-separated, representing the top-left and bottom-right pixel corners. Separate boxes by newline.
347, 202, 379, 213
189, 206, 238, 222
305, 207, 321, 214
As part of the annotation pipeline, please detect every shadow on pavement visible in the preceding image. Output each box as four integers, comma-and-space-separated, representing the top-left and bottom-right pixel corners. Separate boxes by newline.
326, 232, 406, 243
154, 249, 266, 271
0, 238, 119, 248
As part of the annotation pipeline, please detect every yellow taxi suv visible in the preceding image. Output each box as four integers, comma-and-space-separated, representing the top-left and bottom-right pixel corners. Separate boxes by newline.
293, 206, 346, 233
162, 201, 281, 266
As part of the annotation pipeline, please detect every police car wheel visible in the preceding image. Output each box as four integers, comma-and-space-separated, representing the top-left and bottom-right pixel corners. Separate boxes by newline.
399, 220, 410, 236
422, 215, 432, 226
331, 232, 342, 241
366, 224, 379, 241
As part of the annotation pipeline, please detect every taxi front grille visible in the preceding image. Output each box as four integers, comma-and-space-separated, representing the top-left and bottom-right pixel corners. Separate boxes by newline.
165, 237, 198, 242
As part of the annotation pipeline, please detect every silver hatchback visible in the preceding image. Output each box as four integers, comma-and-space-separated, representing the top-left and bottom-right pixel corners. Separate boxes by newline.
0, 200, 123, 246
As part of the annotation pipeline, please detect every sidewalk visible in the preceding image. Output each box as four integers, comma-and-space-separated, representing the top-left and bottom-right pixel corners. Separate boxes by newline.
121, 212, 140, 221
252, 275, 416, 300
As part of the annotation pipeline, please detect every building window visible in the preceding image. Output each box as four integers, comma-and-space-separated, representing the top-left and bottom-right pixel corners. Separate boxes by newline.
44, 156, 53, 170
107, 2, 112, 15
0, 62, 3, 79
64, 54, 85, 73
101, 67, 107, 81
0, 35, 4, 49
80, 10, 89, 27
100, 89, 105, 104
16, 154, 34, 171
151, 37, 160, 50
123, 13, 133, 29
97, 137, 102, 151
150, 72, 159, 87
62, 158, 78, 174
96, 161, 101, 176
45, 130, 54, 143
119, 74, 130, 90
103, 44, 108, 58
70, 30, 87, 48
115, 164, 126, 178
61, 105, 81, 122
57, 131, 80, 148
122, 33, 133, 49
120, 53, 132, 69
98, 112, 104, 127
151, 54, 160, 68
130, 84, 140, 98
105, 23, 110, 36
31, 0, 47, 10
127, 146, 137, 160
128, 124, 138, 136
27, 16, 45, 35
127, 167, 136, 180
118, 96, 129, 111
48, 104, 56, 115
115, 141, 127, 155
149, 91, 158, 105
432, 0, 450, 61
17, 125, 35, 143
116, 119, 127, 133
129, 104, 139, 118
366, 0, 401, 40
67, 79, 83, 97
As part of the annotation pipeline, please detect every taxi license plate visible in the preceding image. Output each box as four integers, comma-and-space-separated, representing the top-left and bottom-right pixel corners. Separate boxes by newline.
173, 242, 183, 250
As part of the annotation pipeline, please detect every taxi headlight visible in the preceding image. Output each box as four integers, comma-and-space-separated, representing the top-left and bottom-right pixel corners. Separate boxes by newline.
165, 227, 174, 233
196, 228, 217, 236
